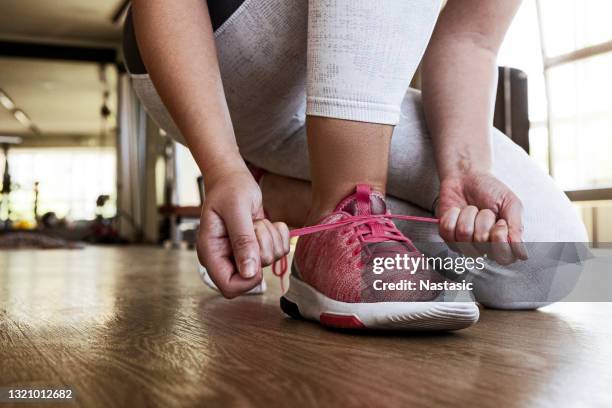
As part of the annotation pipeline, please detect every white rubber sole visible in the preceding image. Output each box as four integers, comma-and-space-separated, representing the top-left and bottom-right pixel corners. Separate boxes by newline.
198, 264, 266, 295
281, 275, 479, 331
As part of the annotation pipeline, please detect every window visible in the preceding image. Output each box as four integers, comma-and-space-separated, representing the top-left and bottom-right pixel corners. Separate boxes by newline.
538, 0, 612, 57
538, 0, 612, 190
547, 53, 612, 189
498, 0, 612, 191
4, 147, 116, 222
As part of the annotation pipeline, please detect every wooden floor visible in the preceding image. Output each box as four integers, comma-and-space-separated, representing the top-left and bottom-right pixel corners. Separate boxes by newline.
1, 247, 611, 407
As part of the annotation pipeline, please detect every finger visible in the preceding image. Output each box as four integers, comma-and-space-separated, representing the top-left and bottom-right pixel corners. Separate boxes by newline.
224, 204, 261, 279
198, 210, 233, 280
455, 205, 478, 243
439, 207, 461, 243
474, 209, 496, 243
255, 220, 275, 266
263, 219, 285, 259
274, 222, 291, 254
500, 196, 528, 260
489, 219, 515, 265
455, 205, 480, 257
474, 209, 496, 255
453, 206, 480, 257
198, 211, 262, 298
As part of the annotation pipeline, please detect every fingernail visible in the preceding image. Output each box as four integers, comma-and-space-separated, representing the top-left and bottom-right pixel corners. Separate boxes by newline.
519, 244, 529, 260
241, 259, 257, 278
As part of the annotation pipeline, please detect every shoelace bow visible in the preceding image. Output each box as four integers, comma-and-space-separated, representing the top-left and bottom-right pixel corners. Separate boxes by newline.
272, 213, 439, 289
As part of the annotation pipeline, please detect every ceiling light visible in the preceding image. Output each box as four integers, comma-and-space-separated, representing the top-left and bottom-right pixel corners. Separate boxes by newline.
13, 109, 33, 128
0, 89, 15, 111
1, 91, 40, 135
0, 136, 23, 145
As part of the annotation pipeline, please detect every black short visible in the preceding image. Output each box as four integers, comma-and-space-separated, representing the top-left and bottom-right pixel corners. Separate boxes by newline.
123, 0, 246, 74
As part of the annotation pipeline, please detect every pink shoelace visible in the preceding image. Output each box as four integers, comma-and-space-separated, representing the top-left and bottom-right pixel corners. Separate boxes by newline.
272, 213, 440, 289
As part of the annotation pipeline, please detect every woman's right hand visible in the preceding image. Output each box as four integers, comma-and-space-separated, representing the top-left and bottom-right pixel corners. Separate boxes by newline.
197, 165, 290, 298
133, 1, 290, 295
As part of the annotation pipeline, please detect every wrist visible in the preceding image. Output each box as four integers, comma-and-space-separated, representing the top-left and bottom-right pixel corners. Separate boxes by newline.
437, 147, 491, 181
202, 154, 249, 189
440, 163, 490, 182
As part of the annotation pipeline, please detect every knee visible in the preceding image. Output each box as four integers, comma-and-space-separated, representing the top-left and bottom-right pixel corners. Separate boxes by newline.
471, 243, 588, 310
489, 129, 588, 244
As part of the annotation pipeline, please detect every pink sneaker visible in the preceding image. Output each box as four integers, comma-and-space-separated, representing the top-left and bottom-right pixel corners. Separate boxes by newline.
280, 184, 479, 331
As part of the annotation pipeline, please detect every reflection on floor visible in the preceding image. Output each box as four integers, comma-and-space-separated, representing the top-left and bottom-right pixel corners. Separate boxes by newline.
1, 247, 611, 407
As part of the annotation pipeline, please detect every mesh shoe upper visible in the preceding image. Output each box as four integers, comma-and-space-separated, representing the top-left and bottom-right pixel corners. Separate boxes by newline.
293, 185, 445, 303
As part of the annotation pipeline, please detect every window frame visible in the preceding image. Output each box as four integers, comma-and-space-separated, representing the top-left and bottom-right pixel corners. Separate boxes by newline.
535, 0, 612, 201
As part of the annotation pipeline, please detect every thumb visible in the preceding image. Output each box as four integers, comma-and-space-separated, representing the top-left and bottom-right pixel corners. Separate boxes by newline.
224, 203, 261, 279
500, 195, 528, 260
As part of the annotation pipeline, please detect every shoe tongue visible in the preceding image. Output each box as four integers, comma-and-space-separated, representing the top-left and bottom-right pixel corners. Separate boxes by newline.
336, 184, 387, 216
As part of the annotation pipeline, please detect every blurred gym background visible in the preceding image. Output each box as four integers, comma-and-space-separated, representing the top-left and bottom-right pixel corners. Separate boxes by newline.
0, 0, 610, 250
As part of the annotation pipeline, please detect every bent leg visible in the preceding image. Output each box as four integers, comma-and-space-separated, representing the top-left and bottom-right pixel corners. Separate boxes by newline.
303, 0, 442, 221
260, 89, 588, 309
385, 90, 589, 309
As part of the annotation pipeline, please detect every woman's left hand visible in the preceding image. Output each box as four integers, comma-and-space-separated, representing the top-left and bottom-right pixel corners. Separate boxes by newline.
436, 170, 528, 265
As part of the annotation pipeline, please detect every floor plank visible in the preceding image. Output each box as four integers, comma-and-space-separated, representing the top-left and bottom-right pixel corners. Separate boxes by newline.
1, 247, 611, 407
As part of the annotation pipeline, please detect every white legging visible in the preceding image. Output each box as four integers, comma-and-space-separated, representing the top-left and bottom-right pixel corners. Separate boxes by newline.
306, 0, 441, 124
129, 0, 588, 309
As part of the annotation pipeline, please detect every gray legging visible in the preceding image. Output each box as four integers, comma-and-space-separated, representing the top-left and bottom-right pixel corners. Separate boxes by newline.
127, 0, 588, 309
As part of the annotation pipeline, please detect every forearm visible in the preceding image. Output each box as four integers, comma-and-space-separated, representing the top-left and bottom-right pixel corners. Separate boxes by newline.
421, 0, 521, 181
132, 0, 245, 183
422, 39, 497, 180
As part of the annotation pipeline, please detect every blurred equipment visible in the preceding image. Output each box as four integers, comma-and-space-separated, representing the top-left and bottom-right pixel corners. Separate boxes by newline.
157, 142, 201, 248
494, 66, 530, 153
33, 181, 40, 222
99, 64, 113, 147
90, 194, 126, 244
0, 135, 22, 230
